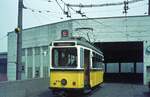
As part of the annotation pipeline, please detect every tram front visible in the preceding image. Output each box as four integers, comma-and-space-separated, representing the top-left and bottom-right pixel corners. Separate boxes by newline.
49, 44, 85, 94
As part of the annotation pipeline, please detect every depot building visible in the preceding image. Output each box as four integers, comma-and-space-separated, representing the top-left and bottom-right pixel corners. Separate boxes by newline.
7, 15, 150, 85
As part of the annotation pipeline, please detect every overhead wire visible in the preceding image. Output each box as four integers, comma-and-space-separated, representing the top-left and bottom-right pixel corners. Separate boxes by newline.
69, 5, 125, 33
55, 0, 72, 17
58, 1, 96, 41
24, 0, 65, 26
24, 6, 51, 13
55, 0, 64, 12
24, 0, 149, 39
66, 0, 144, 8
24, 0, 45, 25
23, 0, 59, 14
60, 0, 137, 34
59, 0, 150, 41
24, 6, 64, 20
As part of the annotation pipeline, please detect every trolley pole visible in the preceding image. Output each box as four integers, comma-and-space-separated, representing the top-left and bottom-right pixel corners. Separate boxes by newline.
15, 0, 23, 80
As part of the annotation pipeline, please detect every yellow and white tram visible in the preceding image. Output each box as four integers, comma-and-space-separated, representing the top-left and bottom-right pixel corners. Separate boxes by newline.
49, 33, 104, 95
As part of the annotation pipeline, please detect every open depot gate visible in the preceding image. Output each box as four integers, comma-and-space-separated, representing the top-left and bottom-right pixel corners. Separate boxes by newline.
94, 42, 143, 84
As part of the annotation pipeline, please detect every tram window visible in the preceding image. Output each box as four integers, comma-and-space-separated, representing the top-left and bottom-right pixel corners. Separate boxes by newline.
80, 48, 84, 68
52, 48, 77, 68
92, 52, 103, 69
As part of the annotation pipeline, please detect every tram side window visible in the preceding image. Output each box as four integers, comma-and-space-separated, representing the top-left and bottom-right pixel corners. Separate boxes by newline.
92, 52, 103, 69
80, 48, 84, 68
52, 48, 77, 68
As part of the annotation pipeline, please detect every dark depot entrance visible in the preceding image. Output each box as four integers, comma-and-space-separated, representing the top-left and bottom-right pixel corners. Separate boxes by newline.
94, 42, 143, 84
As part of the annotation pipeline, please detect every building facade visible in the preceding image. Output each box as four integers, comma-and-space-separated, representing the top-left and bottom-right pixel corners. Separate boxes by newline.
7, 15, 150, 84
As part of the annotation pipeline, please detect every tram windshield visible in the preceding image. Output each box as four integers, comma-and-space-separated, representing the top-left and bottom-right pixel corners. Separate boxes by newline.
52, 48, 77, 68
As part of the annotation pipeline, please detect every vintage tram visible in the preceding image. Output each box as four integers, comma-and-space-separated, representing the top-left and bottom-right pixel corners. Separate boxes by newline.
49, 32, 104, 95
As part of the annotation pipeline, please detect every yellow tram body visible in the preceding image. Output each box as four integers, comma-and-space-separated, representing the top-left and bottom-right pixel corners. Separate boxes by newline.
49, 36, 104, 95
50, 71, 84, 88
50, 70, 104, 89
90, 70, 104, 87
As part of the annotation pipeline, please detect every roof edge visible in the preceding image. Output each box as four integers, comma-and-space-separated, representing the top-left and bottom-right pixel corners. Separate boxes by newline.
7, 15, 149, 34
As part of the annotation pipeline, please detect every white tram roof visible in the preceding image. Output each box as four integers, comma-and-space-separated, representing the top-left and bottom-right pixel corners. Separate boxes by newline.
50, 37, 103, 55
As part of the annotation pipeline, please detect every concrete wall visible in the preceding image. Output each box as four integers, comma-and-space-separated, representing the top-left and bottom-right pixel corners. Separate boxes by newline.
22, 20, 73, 48
72, 16, 150, 42
7, 32, 17, 81
0, 78, 49, 97
7, 20, 73, 81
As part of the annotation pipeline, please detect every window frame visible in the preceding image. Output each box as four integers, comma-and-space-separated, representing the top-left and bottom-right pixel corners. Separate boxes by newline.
92, 51, 104, 69
51, 47, 78, 68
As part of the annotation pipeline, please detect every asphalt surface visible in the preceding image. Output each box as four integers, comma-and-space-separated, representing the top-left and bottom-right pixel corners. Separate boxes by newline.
36, 83, 150, 97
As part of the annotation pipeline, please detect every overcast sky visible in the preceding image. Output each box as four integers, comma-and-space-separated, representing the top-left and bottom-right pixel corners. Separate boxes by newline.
0, 0, 148, 52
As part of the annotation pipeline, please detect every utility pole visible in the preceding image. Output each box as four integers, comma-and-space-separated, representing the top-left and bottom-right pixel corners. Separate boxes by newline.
15, 0, 23, 80
123, 0, 129, 16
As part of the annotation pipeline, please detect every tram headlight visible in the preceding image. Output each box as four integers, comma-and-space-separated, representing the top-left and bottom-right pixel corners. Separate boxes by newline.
72, 81, 76, 86
61, 79, 67, 86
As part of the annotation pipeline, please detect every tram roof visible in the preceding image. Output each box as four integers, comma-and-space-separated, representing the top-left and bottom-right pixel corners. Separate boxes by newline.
51, 37, 103, 55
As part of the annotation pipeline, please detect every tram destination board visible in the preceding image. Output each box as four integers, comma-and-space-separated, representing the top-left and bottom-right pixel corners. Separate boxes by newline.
53, 42, 75, 46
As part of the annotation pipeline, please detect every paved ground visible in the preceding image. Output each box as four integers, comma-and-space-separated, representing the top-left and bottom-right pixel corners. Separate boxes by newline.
37, 83, 150, 97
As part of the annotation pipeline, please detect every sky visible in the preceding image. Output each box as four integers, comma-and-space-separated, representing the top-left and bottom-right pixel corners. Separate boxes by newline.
0, 0, 148, 52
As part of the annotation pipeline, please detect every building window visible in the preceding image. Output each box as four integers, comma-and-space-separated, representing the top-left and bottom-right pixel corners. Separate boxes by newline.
42, 46, 48, 56
22, 49, 25, 56
27, 48, 32, 56
35, 47, 40, 55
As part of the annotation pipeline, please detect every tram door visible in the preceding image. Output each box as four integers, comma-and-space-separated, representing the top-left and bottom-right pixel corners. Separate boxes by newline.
84, 49, 90, 88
